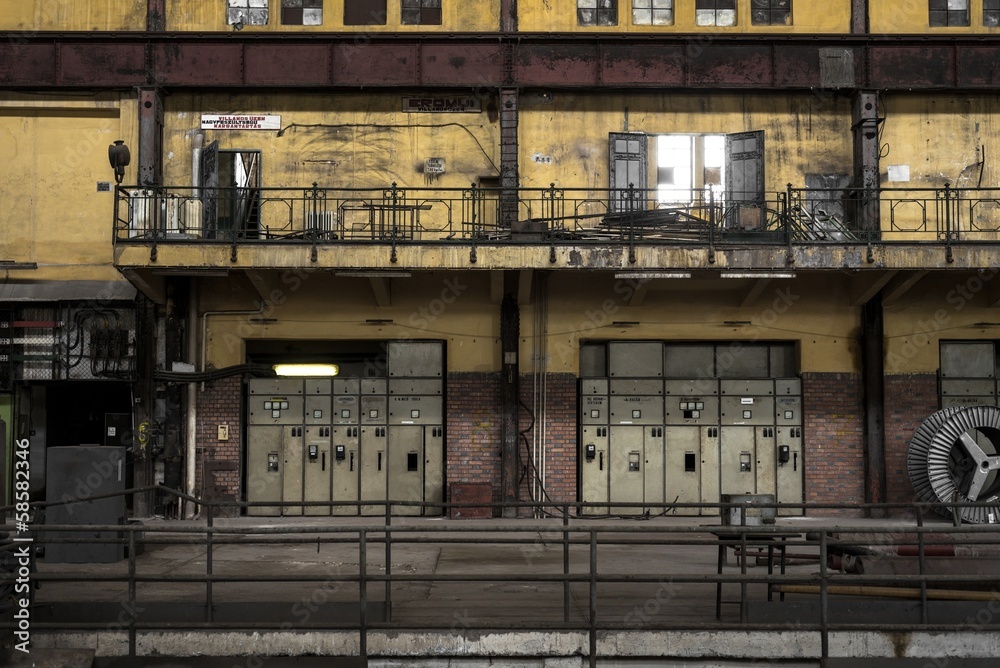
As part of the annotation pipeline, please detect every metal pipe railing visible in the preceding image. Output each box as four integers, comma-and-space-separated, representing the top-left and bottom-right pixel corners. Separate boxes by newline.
113, 184, 1000, 248
5, 488, 1000, 666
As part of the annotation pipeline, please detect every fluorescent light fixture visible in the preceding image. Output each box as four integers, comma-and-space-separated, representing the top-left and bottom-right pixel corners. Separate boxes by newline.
614, 272, 691, 279
273, 363, 340, 377
611, 321, 640, 327
0, 261, 38, 270
972, 322, 1000, 328
720, 272, 796, 279
366, 319, 394, 325
723, 321, 752, 326
150, 268, 230, 276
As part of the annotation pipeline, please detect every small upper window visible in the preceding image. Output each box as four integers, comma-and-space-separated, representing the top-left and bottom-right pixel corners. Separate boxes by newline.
633, 0, 673, 25
696, 0, 736, 26
281, 0, 323, 25
579, 0, 619, 26
750, 0, 790, 25
345, 0, 387, 25
228, 0, 269, 26
985, 0, 1000, 26
401, 0, 442, 25
929, 0, 969, 26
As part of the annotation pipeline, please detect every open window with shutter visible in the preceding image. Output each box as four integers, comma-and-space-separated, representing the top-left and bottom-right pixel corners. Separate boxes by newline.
608, 133, 648, 213
725, 131, 765, 229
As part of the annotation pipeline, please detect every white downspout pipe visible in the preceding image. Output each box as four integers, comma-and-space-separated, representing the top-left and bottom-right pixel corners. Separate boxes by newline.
185, 281, 199, 519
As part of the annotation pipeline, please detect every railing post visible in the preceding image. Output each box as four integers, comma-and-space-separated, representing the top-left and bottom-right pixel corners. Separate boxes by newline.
627, 182, 637, 264
820, 531, 829, 666
589, 530, 598, 668
385, 502, 392, 623
943, 183, 955, 263
360, 528, 368, 659
206, 501, 214, 624
784, 183, 794, 262
563, 503, 570, 624
917, 505, 928, 624
128, 525, 137, 657
708, 188, 717, 264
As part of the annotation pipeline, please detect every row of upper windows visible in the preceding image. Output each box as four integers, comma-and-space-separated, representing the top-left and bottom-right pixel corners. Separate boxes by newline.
229, 0, 442, 26
228, 0, 1000, 27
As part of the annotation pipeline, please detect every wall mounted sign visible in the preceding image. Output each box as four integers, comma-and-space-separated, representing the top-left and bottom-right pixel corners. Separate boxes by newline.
200, 114, 281, 130
402, 97, 481, 113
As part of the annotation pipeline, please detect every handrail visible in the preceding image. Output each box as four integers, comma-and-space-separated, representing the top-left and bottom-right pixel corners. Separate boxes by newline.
4, 489, 1000, 666
113, 184, 1000, 248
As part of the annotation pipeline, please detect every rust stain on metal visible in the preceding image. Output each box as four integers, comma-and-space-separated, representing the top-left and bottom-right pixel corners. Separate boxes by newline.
335, 44, 418, 86
244, 44, 330, 86
869, 46, 954, 88
60, 44, 145, 86
155, 43, 244, 86
421, 44, 503, 85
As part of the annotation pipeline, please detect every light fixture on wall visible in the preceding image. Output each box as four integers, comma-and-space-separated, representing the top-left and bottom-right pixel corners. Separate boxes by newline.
614, 272, 691, 279
272, 363, 340, 377
720, 272, 796, 279
108, 140, 131, 184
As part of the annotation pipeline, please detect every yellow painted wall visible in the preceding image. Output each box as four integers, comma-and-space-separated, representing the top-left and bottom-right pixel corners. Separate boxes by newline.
520, 0, 850, 33
518, 92, 852, 194
164, 93, 499, 188
0, 1, 145, 30
0, 94, 138, 284
167, 0, 499, 32
884, 271, 1000, 373
871, 0, 1000, 34
202, 271, 499, 371
879, 94, 1000, 237
201, 270, 859, 374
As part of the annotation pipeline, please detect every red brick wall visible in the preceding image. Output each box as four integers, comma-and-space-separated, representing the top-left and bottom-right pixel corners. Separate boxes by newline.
519, 373, 578, 509
802, 372, 865, 516
884, 374, 939, 507
195, 375, 242, 511
446, 372, 501, 506
445, 372, 579, 515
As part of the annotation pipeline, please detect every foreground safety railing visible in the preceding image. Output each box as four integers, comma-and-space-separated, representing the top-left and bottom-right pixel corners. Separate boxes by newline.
4, 488, 1000, 667
112, 184, 1000, 250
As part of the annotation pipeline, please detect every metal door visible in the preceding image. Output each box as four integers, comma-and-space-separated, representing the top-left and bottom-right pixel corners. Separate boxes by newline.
725, 131, 765, 229
610, 426, 645, 514
360, 426, 387, 515
775, 425, 803, 515
609, 133, 648, 213
664, 427, 701, 512
580, 425, 609, 515
282, 426, 304, 516
332, 425, 359, 516
700, 426, 721, 514
388, 425, 423, 516
424, 426, 444, 516
247, 426, 282, 517
755, 426, 777, 497
644, 426, 665, 512
720, 426, 756, 496
201, 140, 219, 238
303, 425, 331, 516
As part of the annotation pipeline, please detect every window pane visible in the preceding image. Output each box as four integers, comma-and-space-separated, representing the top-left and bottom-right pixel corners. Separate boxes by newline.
345, 0, 387, 24
947, 0, 968, 9
652, 8, 672, 24
695, 9, 716, 25
302, 7, 323, 23
653, 0, 672, 7
283, 0, 302, 6
402, 7, 420, 22
248, 8, 268, 23
281, 6, 304, 22
634, 8, 652, 23
717, 8, 736, 25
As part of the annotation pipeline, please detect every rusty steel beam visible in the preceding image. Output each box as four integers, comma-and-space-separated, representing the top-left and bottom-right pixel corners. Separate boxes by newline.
3, 34, 1000, 91
147, 0, 166, 32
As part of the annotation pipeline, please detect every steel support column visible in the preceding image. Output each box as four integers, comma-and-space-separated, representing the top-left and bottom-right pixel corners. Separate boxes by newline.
500, 87, 520, 232
138, 88, 164, 187
851, 0, 868, 34
852, 91, 881, 240
862, 293, 887, 517
147, 0, 166, 31
500, 0, 517, 32
500, 290, 520, 518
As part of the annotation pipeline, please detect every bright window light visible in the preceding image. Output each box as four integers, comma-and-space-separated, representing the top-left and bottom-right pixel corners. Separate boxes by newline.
272, 363, 340, 377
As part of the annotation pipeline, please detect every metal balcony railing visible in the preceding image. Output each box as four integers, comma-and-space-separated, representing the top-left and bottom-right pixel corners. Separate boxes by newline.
5, 486, 1000, 666
113, 183, 1000, 248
